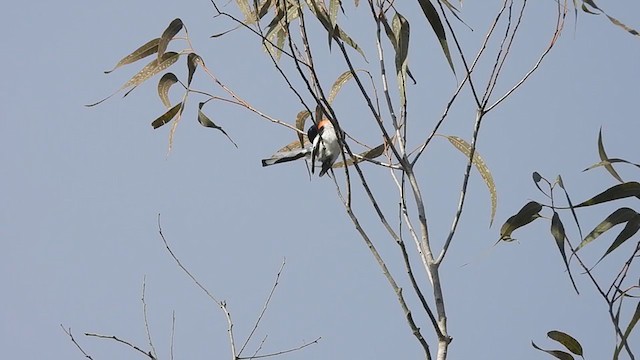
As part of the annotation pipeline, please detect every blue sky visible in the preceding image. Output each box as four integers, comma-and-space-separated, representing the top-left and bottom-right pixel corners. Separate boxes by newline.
2, 1, 639, 359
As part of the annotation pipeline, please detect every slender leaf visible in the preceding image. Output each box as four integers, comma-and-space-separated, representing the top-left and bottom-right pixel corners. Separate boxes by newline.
547, 330, 584, 356
295, 110, 311, 146
600, 213, 640, 260
151, 102, 182, 129
235, 0, 253, 21
393, 12, 410, 106
500, 201, 543, 241
614, 301, 640, 359
157, 73, 179, 108
446, 136, 497, 226
198, 102, 238, 148
550, 213, 579, 294
532, 341, 575, 360
598, 127, 623, 182
328, 71, 354, 104
576, 207, 638, 251
416, 0, 455, 74
557, 175, 583, 241
158, 19, 183, 62
187, 53, 202, 87
104, 38, 160, 74
333, 143, 386, 168
86, 52, 180, 107
574, 182, 640, 208
584, 158, 640, 172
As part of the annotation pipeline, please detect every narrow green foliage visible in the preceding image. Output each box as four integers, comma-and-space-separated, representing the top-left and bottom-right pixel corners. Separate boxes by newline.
550, 213, 579, 294
152, 102, 183, 129
333, 143, 386, 168
500, 201, 542, 241
532, 341, 575, 360
416, 0, 455, 74
157, 73, 179, 108
187, 53, 202, 87
575, 182, 640, 208
392, 12, 410, 106
614, 302, 640, 359
547, 330, 584, 356
446, 135, 497, 226
328, 70, 354, 104
104, 38, 160, 74
158, 19, 183, 62
197, 102, 238, 148
295, 110, 311, 146
577, 207, 638, 251
597, 128, 623, 182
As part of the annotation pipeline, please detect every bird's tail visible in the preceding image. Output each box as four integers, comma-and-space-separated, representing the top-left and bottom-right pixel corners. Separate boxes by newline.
261, 148, 312, 167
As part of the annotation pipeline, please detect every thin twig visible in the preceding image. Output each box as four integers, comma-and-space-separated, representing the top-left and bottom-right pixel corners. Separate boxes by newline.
84, 332, 157, 359
238, 259, 287, 357
141, 277, 158, 359
156, 214, 238, 359
61, 325, 94, 360
237, 337, 321, 359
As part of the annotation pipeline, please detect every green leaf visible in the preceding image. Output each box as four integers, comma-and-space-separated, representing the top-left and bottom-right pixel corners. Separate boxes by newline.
605, 14, 640, 37
416, 0, 455, 74
86, 52, 180, 107
328, 71, 354, 104
550, 213, 579, 294
584, 158, 640, 172
157, 73, 179, 108
600, 213, 640, 260
597, 127, 623, 182
532, 341, 575, 360
104, 38, 160, 74
307, 0, 366, 59
499, 201, 543, 241
557, 175, 583, 241
157, 19, 183, 62
235, 0, 253, 21
614, 301, 640, 359
295, 110, 311, 146
187, 53, 202, 87
446, 136, 497, 226
151, 102, 182, 129
547, 330, 584, 356
575, 182, 640, 208
197, 102, 238, 148
577, 207, 638, 251
333, 143, 386, 168
392, 12, 410, 106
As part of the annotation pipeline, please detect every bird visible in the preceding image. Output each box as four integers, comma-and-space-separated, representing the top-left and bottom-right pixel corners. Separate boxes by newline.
261, 118, 341, 177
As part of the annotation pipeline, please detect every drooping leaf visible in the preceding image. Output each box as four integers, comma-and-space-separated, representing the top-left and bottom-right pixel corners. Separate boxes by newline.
158, 19, 183, 61
187, 53, 202, 87
333, 143, 386, 168
157, 73, 179, 108
584, 158, 640, 172
600, 213, 640, 260
393, 12, 410, 106
547, 330, 584, 356
576, 207, 638, 251
197, 102, 238, 148
614, 301, 640, 359
295, 110, 311, 146
597, 127, 623, 182
446, 136, 497, 226
574, 182, 640, 208
235, 0, 253, 22
328, 71, 354, 104
532, 341, 575, 360
86, 52, 180, 107
499, 201, 543, 241
557, 175, 583, 241
151, 102, 182, 129
532, 171, 549, 197
306, 0, 366, 59
605, 15, 640, 36
550, 213, 579, 294
104, 38, 160, 74
416, 0, 455, 74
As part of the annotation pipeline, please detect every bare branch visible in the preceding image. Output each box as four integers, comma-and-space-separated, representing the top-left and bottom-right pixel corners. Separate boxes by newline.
61, 325, 94, 360
141, 277, 158, 360
237, 337, 321, 360
84, 332, 157, 359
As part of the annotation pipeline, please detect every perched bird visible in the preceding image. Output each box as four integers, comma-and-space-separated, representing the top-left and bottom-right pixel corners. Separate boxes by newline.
261, 118, 341, 177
